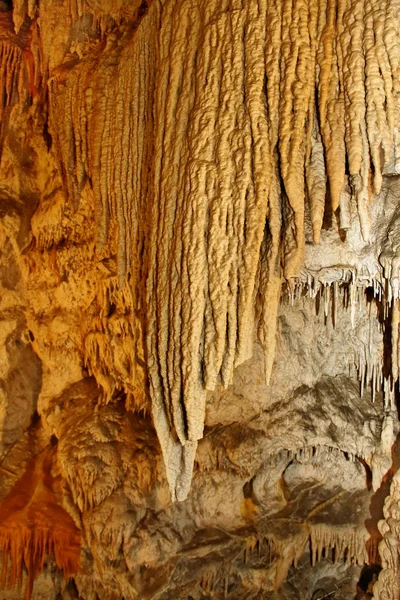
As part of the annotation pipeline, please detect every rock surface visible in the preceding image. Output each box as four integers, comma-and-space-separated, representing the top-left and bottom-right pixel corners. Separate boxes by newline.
0, 1, 400, 599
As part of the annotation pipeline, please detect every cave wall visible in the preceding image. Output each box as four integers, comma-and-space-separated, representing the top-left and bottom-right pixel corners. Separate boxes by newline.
0, 0, 400, 598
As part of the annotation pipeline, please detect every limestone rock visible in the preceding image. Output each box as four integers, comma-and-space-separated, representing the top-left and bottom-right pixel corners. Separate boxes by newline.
0, 1, 400, 598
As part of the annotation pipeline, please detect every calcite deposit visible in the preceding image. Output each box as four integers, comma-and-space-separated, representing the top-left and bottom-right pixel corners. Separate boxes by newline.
0, 0, 400, 598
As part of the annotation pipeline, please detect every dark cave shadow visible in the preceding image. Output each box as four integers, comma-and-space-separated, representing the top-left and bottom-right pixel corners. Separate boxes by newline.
355, 564, 382, 598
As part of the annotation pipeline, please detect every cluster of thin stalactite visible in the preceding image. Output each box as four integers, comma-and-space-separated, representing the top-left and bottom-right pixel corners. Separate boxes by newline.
0, 449, 81, 600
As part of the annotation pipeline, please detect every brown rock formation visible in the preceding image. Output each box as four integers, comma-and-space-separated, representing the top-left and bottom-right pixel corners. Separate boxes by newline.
0, 448, 81, 599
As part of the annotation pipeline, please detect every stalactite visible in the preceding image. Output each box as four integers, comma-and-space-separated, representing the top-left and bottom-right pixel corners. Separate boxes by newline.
0, 449, 81, 600
373, 470, 400, 599
276, 445, 360, 463
309, 523, 369, 566
277, 0, 309, 277
317, 0, 346, 215
257, 181, 282, 384
391, 300, 400, 383
82, 277, 149, 414
339, 183, 352, 230
0, 12, 34, 158
284, 268, 400, 407
251, 523, 369, 591
272, 531, 309, 589
364, 1, 390, 196
46, 0, 400, 499
306, 111, 327, 244
11, 0, 147, 36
